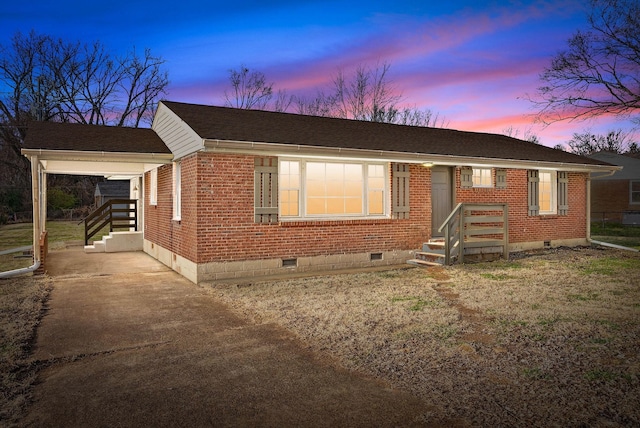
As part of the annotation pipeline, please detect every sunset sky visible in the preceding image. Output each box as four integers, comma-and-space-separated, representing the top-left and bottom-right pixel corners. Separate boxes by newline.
1, 0, 636, 148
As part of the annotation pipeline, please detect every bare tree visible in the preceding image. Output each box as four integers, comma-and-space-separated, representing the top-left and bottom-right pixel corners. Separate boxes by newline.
295, 62, 446, 127
502, 126, 541, 144
532, 0, 640, 124
565, 129, 635, 155
224, 66, 274, 110
0, 31, 169, 217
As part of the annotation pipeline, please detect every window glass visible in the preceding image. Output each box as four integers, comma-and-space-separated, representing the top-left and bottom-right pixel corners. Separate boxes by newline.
306, 162, 363, 215
472, 168, 492, 187
279, 161, 300, 216
149, 168, 157, 205
631, 181, 640, 204
279, 160, 386, 219
538, 171, 557, 214
173, 162, 181, 220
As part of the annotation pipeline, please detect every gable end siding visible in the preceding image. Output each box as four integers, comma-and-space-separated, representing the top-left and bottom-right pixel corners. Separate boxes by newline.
152, 103, 203, 159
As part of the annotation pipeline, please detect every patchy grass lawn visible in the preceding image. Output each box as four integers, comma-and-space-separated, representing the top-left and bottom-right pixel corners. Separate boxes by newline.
208, 246, 640, 427
0, 221, 107, 271
0, 276, 52, 427
592, 222, 640, 249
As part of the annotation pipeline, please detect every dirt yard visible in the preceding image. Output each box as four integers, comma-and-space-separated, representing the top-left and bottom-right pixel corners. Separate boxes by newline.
207, 246, 640, 427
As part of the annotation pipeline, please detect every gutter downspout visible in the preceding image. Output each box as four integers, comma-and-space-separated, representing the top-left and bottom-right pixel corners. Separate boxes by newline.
0, 260, 41, 279
586, 171, 639, 252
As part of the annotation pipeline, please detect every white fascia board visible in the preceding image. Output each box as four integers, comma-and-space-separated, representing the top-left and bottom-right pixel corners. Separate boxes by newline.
22, 148, 173, 165
202, 139, 621, 173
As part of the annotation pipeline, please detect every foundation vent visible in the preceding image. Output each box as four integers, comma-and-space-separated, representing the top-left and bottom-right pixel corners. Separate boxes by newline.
282, 258, 298, 268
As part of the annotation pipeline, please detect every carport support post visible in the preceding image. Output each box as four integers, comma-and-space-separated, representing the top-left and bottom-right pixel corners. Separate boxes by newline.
31, 155, 41, 266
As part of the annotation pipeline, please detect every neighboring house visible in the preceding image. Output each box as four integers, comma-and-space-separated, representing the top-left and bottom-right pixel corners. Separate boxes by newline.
94, 180, 130, 206
588, 152, 640, 225
23, 101, 619, 283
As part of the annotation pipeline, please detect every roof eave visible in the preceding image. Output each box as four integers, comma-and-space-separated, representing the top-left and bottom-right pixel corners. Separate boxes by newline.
21, 148, 174, 164
202, 139, 620, 173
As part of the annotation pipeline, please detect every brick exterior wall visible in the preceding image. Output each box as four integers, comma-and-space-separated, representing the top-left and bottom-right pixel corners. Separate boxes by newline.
455, 168, 588, 244
144, 154, 590, 266
591, 179, 637, 223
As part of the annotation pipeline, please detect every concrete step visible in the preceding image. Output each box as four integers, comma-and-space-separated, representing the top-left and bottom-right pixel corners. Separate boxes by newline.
84, 240, 106, 253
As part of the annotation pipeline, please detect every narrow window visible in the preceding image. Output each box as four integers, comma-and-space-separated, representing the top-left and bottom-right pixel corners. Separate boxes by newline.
279, 160, 300, 216
538, 170, 557, 215
173, 162, 181, 220
631, 181, 640, 204
367, 164, 385, 215
149, 168, 158, 206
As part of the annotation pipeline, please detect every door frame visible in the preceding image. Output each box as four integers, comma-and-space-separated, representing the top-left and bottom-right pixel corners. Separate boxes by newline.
431, 166, 455, 237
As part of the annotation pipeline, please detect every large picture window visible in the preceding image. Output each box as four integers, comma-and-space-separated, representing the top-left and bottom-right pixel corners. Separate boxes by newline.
279, 159, 388, 219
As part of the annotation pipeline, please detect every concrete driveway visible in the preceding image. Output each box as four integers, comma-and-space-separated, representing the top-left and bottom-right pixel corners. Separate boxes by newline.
24, 248, 437, 427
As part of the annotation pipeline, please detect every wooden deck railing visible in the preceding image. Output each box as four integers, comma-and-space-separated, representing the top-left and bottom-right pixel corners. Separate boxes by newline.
438, 203, 509, 265
84, 199, 137, 245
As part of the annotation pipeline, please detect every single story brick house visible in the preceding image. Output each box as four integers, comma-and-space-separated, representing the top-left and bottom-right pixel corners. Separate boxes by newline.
588, 151, 640, 225
23, 101, 618, 283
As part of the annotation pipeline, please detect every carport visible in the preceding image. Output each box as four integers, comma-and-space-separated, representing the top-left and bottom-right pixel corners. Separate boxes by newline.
19, 121, 173, 275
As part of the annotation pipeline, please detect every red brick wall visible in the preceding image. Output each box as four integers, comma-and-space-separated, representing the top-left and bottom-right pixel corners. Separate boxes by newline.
591, 180, 636, 222
144, 155, 590, 264
455, 168, 588, 244
144, 155, 198, 262
146, 153, 431, 264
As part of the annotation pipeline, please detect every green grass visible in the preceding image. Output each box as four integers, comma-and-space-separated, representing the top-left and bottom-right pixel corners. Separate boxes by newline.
591, 222, 640, 249
579, 257, 640, 275
0, 221, 109, 271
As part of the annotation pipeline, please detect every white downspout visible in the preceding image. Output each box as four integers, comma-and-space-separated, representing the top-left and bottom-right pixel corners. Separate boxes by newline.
586, 174, 639, 252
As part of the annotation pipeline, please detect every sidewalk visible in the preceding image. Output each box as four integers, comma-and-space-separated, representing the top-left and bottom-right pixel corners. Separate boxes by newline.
23, 248, 436, 427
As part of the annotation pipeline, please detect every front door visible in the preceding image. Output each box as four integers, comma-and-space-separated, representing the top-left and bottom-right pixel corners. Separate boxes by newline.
431, 166, 452, 237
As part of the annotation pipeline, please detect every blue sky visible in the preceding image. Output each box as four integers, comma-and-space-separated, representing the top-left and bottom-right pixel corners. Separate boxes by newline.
1, 0, 635, 147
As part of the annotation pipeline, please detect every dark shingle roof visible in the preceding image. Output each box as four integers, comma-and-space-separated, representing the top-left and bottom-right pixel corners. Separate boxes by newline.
24, 121, 170, 154
162, 101, 609, 167
95, 180, 130, 197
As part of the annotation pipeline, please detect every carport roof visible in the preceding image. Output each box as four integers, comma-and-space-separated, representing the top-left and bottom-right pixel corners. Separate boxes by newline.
23, 121, 170, 154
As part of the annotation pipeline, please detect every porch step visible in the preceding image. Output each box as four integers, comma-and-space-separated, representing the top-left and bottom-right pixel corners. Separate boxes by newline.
83, 231, 142, 253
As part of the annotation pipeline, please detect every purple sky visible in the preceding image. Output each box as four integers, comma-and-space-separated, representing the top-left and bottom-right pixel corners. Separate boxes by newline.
1, 0, 636, 148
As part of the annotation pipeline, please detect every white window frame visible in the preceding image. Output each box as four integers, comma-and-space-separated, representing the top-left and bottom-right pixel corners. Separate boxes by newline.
278, 158, 389, 220
472, 167, 493, 188
172, 162, 181, 220
149, 168, 158, 206
538, 170, 557, 215
631, 180, 640, 205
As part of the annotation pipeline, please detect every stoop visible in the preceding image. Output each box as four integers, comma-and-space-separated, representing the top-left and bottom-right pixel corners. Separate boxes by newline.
84, 231, 143, 253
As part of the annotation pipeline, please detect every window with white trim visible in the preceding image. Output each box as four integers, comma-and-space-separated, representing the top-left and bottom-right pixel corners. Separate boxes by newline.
149, 168, 158, 205
538, 170, 557, 215
631, 181, 640, 204
172, 162, 181, 220
472, 168, 492, 187
279, 159, 388, 219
